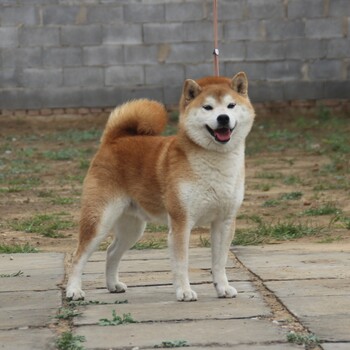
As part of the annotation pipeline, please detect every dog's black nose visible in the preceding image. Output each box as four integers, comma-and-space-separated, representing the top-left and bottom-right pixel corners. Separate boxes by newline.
217, 114, 230, 126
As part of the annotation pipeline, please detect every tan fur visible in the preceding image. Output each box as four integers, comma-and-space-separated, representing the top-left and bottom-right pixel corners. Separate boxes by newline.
66, 73, 255, 302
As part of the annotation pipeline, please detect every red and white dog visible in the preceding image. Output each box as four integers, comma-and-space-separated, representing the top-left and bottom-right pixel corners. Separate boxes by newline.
66, 73, 255, 301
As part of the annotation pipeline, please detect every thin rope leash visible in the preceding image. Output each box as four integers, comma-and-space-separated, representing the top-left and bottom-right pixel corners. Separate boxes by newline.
213, 0, 219, 76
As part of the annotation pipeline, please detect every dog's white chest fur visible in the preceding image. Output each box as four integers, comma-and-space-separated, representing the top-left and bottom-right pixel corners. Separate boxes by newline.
180, 149, 245, 227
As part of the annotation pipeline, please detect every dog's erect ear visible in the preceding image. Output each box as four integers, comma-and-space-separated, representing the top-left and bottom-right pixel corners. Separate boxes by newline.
183, 79, 202, 103
231, 72, 248, 96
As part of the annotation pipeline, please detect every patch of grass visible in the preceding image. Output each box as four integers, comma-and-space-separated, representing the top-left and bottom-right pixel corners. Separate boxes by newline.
279, 192, 303, 201
199, 235, 211, 247
132, 237, 167, 250
0, 270, 24, 278
154, 340, 189, 348
0, 243, 38, 254
98, 311, 136, 326
303, 203, 342, 216
287, 332, 320, 346
233, 220, 320, 245
254, 171, 283, 180
262, 199, 281, 207
55, 332, 86, 350
282, 175, 302, 185
49, 129, 101, 143
51, 196, 76, 205
145, 223, 168, 232
9, 212, 75, 238
43, 149, 81, 161
253, 183, 272, 192
55, 308, 82, 320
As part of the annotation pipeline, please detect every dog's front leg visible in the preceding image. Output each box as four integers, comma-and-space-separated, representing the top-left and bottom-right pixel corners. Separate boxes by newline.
211, 218, 237, 298
168, 220, 197, 302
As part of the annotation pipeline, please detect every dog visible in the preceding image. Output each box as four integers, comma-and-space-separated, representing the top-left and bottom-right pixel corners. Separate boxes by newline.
66, 72, 255, 302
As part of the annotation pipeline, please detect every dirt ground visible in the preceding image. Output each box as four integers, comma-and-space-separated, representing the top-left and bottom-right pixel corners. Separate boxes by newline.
0, 107, 349, 254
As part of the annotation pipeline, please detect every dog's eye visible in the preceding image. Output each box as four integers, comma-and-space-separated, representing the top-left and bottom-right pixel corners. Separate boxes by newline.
227, 103, 236, 109
203, 105, 213, 111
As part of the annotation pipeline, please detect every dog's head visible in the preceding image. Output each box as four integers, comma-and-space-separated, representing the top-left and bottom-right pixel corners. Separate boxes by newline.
179, 73, 255, 153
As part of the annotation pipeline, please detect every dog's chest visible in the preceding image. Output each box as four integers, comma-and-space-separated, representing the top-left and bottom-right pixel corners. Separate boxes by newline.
181, 153, 244, 225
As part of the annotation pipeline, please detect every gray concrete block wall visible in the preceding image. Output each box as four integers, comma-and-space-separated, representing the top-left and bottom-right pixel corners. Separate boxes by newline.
0, 0, 349, 110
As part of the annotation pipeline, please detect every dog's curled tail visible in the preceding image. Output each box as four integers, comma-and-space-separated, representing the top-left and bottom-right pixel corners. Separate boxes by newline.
101, 99, 168, 144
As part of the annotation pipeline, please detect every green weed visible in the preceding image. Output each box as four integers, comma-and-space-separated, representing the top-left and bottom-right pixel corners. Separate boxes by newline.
254, 183, 272, 192
199, 235, 211, 247
254, 171, 282, 180
51, 196, 76, 205
283, 175, 302, 185
0, 243, 38, 254
132, 237, 167, 250
55, 308, 82, 320
262, 199, 281, 207
68, 299, 128, 307
43, 149, 81, 161
55, 332, 86, 350
98, 311, 136, 326
154, 340, 189, 348
279, 192, 303, 200
145, 223, 168, 232
9, 212, 75, 238
50, 129, 101, 143
287, 332, 319, 346
303, 203, 342, 216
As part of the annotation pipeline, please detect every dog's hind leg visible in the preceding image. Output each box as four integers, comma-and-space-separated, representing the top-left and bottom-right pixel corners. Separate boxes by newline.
66, 200, 124, 300
106, 214, 146, 293
211, 218, 237, 298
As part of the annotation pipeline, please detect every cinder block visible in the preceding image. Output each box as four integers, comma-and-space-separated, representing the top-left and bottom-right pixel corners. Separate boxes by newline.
247, 0, 284, 19
122, 87, 163, 102
225, 62, 267, 81
163, 85, 182, 105
305, 19, 343, 39
246, 42, 284, 61
81, 87, 125, 108
283, 81, 325, 100
165, 2, 205, 21
0, 89, 43, 109
43, 6, 80, 25
43, 47, 82, 67
105, 66, 144, 86
265, 19, 305, 40
63, 67, 104, 87
329, 0, 350, 17
2, 48, 42, 68
327, 39, 350, 58
40, 87, 83, 109
308, 60, 343, 80
124, 3, 164, 23
83, 46, 123, 66
287, 0, 324, 19
20, 27, 59, 47
124, 45, 158, 65
0, 69, 19, 87
184, 21, 223, 42
285, 39, 327, 59
0, 5, 39, 26
143, 23, 184, 44
214, 42, 246, 62
22, 68, 63, 88
103, 24, 142, 45
61, 25, 102, 46
224, 20, 263, 41
87, 5, 123, 23
186, 63, 216, 79
266, 61, 302, 81
145, 64, 184, 85
323, 81, 350, 99
220, 0, 245, 20
248, 81, 284, 102
167, 43, 205, 63
0, 28, 18, 48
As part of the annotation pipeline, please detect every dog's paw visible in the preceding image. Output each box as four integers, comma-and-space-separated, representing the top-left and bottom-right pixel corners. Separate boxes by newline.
215, 284, 237, 298
66, 287, 85, 301
108, 281, 127, 294
176, 287, 198, 302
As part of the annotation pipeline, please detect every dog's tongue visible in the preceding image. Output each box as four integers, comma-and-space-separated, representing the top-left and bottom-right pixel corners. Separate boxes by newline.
214, 128, 231, 142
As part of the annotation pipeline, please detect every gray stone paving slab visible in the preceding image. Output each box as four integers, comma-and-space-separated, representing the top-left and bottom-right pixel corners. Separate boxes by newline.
0, 274, 62, 292
233, 246, 350, 280
323, 344, 350, 350
184, 346, 302, 350
0, 329, 56, 350
75, 319, 288, 349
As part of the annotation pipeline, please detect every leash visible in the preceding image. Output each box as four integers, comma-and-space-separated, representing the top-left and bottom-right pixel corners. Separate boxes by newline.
212, 0, 220, 76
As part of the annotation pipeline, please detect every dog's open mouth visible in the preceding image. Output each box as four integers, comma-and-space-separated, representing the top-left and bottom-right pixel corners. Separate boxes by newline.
206, 125, 234, 144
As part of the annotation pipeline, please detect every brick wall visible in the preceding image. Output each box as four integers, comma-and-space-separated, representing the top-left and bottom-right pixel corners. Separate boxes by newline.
0, 0, 349, 110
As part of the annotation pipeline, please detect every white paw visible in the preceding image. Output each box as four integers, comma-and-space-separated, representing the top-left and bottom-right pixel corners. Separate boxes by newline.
176, 287, 198, 302
66, 287, 85, 301
107, 281, 127, 293
215, 284, 237, 298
